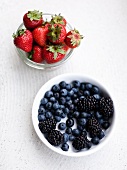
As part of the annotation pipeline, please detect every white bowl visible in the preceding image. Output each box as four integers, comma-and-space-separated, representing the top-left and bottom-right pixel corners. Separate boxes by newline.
32, 73, 116, 157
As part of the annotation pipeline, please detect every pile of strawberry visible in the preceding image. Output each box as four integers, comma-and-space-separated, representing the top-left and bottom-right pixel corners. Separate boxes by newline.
13, 10, 83, 64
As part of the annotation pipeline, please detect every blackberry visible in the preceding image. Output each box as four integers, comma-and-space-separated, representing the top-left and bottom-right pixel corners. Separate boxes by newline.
86, 117, 102, 137
47, 130, 63, 146
72, 135, 91, 150
38, 118, 56, 133
77, 96, 97, 112
99, 97, 114, 119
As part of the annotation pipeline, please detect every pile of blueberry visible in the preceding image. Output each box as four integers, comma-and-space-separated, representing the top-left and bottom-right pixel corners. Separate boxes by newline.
38, 80, 114, 152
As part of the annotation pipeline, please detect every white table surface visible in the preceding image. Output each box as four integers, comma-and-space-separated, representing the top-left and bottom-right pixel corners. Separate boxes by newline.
0, 0, 127, 169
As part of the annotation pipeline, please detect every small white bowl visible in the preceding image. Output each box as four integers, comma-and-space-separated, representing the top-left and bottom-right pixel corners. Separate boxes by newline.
32, 73, 116, 157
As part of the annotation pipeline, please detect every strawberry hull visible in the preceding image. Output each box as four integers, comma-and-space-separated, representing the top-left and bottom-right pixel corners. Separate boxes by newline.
43, 45, 67, 64
23, 10, 43, 30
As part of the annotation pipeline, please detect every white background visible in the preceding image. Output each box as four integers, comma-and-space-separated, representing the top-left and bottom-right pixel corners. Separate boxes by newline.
0, 0, 127, 169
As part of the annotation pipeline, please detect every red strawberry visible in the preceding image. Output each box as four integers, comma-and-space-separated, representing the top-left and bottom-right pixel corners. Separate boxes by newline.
29, 45, 43, 63
13, 29, 33, 52
43, 44, 68, 64
47, 24, 66, 44
23, 10, 43, 30
65, 29, 83, 48
50, 14, 67, 26
32, 25, 49, 47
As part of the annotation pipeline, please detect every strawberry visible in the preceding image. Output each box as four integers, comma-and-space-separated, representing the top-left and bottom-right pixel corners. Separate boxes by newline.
50, 14, 67, 26
47, 24, 66, 44
13, 29, 33, 52
32, 25, 49, 47
43, 44, 68, 64
28, 45, 43, 63
65, 29, 83, 48
23, 10, 43, 30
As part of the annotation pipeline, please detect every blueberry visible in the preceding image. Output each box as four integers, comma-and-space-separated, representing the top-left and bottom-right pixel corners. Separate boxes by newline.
45, 91, 53, 98
81, 130, 87, 137
84, 90, 90, 96
102, 121, 110, 129
52, 84, 60, 92
66, 83, 72, 90
45, 111, 52, 119
45, 102, 52, 109
80, 112, 88, 118
89, 111, 95, 117
72, 80, 80, 88
63, 107, 69, 114
93, 94, 101, 100
80, 96, 85, 99
59, 97, 66, 105
41, 98, 48, 105
77, 90, 83, 97
68, 90, 74, 97
53, 92, 60, 99
59, 105, 65, 109
73, 111, 80, 118
66, 118, 74, 127
52, 103, 60, 110
54, 116, 61, 122
65, 127, 72, 134
67, 113, 73, 118
92, 86, 100, 94
72, 129, 80, 137
38, 114, 46, 121
55, 109, 63, 116
77, 125, 85, 131
95, 111, 102, 119
80, 83, 85, 90
87, 113, 92, 118
65, 100, 72, 107
72, 87, 78, 93
61, 112, 66, 118
38, 106, 45, 114
66, 96, 71, 101
58, 122, 66, 130
60, 89, 68, 96
59, 81, 66, 88
49, 97, 56, 103
71, 93, 78, 99
68, 104, 74, 110
87, 142, 92, 149
85, 83, 92, 90
78, 118, 87, 126
69, 135, 75, 141
98, 118, 104, 125
98, 131, 105, 139
91, 137, 100, 145
73, 99, 79, 104
61, 143, 69, 151
63, 133, 69, 143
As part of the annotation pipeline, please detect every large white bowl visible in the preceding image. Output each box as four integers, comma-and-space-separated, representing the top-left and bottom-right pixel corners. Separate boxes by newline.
32, 73, 116, 157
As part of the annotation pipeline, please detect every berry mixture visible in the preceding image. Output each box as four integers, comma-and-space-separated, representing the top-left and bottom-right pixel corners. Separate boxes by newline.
13, 10, 83, 64
38, 80, 114, 152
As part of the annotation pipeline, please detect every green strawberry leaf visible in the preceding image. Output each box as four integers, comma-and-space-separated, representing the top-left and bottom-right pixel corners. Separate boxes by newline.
47, 44, 66, 60
27, 10, 42, 21
53, 51, 58, 60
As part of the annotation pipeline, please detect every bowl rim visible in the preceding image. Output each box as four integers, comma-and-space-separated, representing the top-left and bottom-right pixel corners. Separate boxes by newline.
15, 13, 74, 70
32, 73, 116, 157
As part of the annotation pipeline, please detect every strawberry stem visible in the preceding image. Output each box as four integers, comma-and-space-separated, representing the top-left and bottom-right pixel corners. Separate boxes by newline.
51, 14, 64, 25
12, 29, 26, 38
48, 25, 61, 41
27, 10, 42, 21
47, 44, 66, 59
